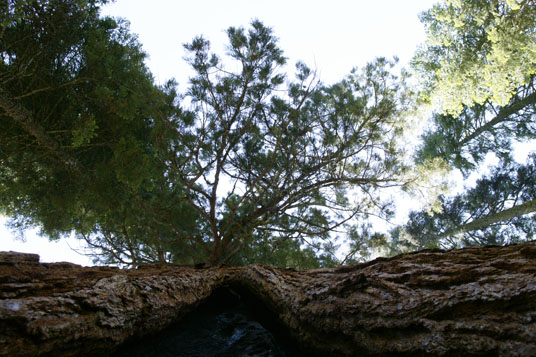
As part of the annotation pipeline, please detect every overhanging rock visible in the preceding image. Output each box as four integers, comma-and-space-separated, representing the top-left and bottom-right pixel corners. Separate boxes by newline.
1, 242, 535, 356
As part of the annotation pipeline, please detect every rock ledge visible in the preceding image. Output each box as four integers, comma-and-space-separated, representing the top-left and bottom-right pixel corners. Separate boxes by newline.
1, 243, 535, 356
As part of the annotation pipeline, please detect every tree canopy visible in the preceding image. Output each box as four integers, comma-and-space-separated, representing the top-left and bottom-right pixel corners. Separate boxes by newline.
144, 21, 419, 266
1, 0, 195, 264
1, 1, 428, 267
413, 0, 536, 172
402, 0, 536, 251
413, 0, 536, 115
1, 0, 534, 267
389, 154, 536, 253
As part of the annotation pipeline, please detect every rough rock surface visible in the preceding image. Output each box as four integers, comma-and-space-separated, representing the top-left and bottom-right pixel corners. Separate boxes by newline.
1, 242, 535, 356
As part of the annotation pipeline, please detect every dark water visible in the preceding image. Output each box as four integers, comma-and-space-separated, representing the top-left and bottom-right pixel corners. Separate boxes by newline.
115, 289, 297, 357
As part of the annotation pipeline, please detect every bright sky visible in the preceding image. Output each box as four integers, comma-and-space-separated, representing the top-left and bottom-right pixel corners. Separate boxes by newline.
0, 0, 438, 265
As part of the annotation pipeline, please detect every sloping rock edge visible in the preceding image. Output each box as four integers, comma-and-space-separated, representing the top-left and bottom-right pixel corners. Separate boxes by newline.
1, 242, 536, 356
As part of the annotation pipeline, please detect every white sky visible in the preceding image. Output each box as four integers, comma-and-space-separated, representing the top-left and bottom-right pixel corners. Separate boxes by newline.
102, 0, 437, 86
0, 0, 438, 265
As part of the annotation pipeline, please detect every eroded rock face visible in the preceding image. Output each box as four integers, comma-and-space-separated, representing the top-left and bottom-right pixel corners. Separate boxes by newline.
0, 251, 39, 264
1, 243, 536, 356
0, 256, 236, 356
233, 244, 536, 356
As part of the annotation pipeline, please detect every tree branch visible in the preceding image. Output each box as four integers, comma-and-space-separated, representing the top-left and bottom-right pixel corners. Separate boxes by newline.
0, 85, 82, 174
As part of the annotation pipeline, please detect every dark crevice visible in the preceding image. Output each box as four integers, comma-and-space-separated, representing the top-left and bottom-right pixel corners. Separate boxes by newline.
113, 284, 306, 356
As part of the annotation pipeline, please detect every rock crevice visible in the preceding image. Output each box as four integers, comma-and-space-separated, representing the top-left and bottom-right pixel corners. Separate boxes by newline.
1, 243, 536, 356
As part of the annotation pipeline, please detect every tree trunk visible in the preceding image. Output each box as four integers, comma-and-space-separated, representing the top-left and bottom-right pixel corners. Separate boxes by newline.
1, 242, 535, 356
438, 198, 536, 240
458, 90, 536, 147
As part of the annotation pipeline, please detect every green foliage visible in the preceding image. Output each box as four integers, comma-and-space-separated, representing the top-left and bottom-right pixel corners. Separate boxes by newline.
370, 0, 536, 261
388, 155, 536, 253
413, 0, 536, 115
1, 4, 417, 267
400, 0, 536, 258
163, 21, 416, 265
415, 82, 536, 173
0, 0, 195, 264
412, 0, 536, 175
2, 2, 466, 267
341, 223, 390, 264
228, 230, 337, 269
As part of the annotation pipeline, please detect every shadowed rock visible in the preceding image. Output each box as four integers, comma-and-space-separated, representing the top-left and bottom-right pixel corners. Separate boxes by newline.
1, 243, 535, 356
0, 251, 39, 264
115, 288, 291, 356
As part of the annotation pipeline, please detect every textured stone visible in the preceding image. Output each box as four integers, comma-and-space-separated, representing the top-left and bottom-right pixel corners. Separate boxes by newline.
1, 242, 535, 356
0, 251, 39, 264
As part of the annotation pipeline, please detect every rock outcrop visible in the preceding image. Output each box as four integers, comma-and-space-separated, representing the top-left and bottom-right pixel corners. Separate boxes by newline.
1, 242, 535, 356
